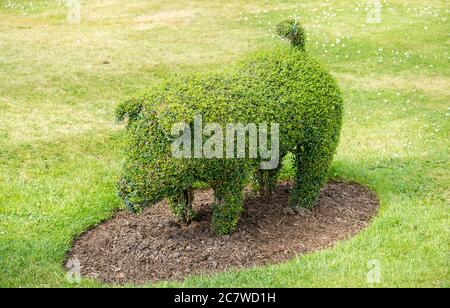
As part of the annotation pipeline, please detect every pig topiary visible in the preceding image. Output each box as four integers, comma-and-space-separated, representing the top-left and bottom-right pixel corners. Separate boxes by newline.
116, 17, 343, 235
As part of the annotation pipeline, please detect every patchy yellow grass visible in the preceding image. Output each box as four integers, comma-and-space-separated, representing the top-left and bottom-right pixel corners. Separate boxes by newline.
0, 104, 118, 145
134, 9, 199, 30
337, 73, 450, 97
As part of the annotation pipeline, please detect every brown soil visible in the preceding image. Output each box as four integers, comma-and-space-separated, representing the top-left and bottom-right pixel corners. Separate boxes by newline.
66, 181, 379, 285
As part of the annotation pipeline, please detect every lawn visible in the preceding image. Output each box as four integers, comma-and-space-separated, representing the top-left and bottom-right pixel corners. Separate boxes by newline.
0, 0, 448, 287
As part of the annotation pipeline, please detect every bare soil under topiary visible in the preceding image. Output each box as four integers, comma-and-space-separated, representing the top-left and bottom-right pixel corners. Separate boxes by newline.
66, 181, 379, 285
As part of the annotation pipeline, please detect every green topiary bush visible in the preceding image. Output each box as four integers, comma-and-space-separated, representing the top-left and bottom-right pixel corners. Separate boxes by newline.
276, 16, 307, 50
116, 17, 343, 235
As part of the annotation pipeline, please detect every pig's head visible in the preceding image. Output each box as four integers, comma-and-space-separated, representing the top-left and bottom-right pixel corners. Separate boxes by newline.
116, 99, 193, 212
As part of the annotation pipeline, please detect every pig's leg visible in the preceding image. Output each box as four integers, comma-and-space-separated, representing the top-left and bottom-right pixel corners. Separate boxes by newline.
168, 187, 196, 223
289, 140, 335, 209
254, 164, 282, 196
211, 178, 246, 235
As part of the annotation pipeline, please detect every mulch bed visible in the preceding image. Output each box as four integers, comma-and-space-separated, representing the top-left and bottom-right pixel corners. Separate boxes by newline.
65, 181, 379, 284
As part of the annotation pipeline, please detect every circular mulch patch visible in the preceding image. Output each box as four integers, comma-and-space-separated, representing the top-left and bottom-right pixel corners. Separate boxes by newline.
65, 181, 379, 284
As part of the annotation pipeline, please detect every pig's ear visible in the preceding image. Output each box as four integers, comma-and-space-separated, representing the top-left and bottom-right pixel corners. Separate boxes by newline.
116, 97, 145, 123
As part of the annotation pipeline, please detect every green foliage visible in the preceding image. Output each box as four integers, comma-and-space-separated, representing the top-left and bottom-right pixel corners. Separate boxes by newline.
117, 19, 343, 234
211, 192, 245, 235
168, 188, 197, 223
276, 16, 307, 50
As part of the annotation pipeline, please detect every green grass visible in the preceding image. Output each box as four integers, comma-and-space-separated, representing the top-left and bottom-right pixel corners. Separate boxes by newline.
0, 0, 449, 287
